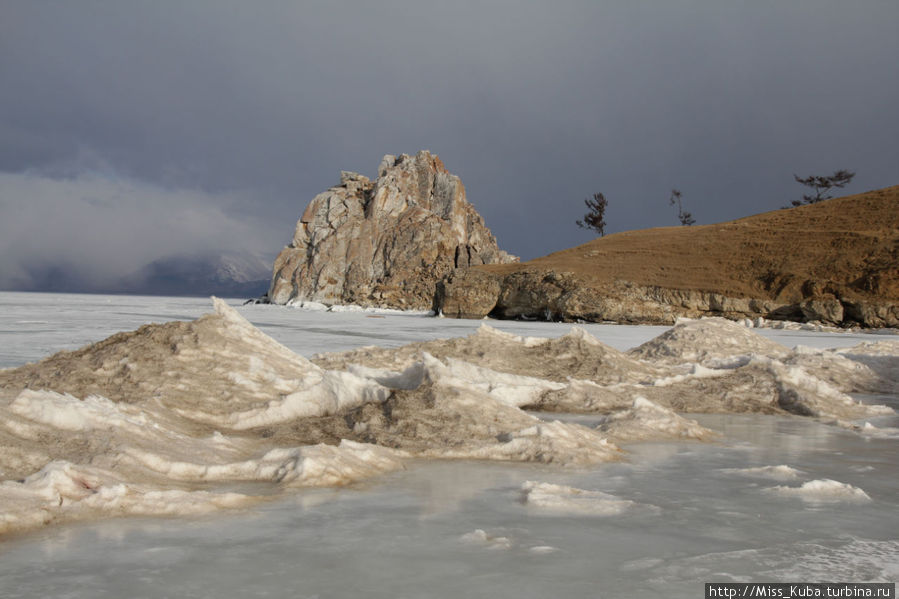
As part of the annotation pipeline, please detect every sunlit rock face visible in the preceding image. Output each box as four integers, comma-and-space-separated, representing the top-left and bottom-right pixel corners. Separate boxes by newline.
268, 151, 517, 309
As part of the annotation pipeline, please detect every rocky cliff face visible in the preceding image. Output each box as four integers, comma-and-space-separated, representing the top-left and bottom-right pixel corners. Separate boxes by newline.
437, 269, 899, 328
268, 151, 517, 308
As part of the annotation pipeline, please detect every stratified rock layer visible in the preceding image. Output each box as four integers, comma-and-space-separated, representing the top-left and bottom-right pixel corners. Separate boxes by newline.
268, 151, 516, 309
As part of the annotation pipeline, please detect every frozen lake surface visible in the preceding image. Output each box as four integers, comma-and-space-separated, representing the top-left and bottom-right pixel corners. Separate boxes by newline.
0, 292, 897, 597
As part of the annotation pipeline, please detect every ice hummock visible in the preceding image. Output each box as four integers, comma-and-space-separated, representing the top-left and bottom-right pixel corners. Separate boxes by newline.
723, 465, 803, 481
629, 317, 792, 364
598, 397, 715, 442
0, 301, 618, 535
1, 299, 897, 537
521, 481, 657, 516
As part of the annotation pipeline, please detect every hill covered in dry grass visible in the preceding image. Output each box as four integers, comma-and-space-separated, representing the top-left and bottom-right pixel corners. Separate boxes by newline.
437, 186, 899, 327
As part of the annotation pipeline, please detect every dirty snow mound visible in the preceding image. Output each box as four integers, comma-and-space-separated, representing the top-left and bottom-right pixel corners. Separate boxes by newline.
315, 323, 659, 385
599, 397, 714, 442
629, 317, 790, 364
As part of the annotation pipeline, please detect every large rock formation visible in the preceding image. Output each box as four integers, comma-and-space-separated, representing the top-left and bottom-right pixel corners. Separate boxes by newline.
268, 151, 516, 308
435, 186, 899, 328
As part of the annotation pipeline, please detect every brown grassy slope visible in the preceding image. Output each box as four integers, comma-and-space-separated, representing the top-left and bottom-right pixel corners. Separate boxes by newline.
481, 186, 899, 303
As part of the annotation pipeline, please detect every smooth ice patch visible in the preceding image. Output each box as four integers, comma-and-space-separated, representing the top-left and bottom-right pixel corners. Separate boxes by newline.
758, 539, 899, 583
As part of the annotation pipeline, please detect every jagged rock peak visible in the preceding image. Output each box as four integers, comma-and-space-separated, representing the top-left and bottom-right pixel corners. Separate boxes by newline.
268, 150, 517, 308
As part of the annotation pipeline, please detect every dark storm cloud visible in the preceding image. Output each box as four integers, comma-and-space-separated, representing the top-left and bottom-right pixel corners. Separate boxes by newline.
1, 1, 897, 290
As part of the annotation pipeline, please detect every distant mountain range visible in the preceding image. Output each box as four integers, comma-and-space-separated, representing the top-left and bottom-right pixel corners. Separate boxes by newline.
11, 252, 271, 298
120, 252, 271, 298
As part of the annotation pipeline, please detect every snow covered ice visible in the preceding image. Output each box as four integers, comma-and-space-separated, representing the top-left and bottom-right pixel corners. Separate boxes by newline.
766, 478, 873, 503
0, 292, 898, 598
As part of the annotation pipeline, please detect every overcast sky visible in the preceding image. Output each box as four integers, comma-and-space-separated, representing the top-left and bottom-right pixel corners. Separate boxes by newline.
2, 1, 897, 291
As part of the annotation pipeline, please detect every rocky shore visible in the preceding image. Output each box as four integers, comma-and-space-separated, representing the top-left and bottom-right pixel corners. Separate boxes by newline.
436, 268, 899, 328
436, 186, 899, 328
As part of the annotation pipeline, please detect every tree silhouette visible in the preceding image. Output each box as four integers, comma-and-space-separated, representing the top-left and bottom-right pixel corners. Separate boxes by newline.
792, 170, 855, 206
669, 189, 695, 226
576, 192, 608, 236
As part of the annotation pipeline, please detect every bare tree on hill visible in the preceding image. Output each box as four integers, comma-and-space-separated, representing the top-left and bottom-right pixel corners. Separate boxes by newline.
576, 192, 608, 236
669, 189, 695, 226
792, 170, 855, 206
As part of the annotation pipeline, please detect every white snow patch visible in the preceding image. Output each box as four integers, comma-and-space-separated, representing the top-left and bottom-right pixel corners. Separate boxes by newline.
521, 481, 653, 516
10, 389, 150, 432
459, 529, 512, 550
346, 362, 428, 390
0, 441, 406, 536
0, 461, 252, 537
752, 356, 893, 419
529, 545, 559, 554
286, 299, 330, 311
651, 363, 729, 386
422, 353, 566, 407
724, 465, 803, 481
326, 304, 433, 316
121, 440, 406, 485
860, 422, 899, 439
767, 479, 872, 503
175, 369, 391, 429
285, 298, 434, 315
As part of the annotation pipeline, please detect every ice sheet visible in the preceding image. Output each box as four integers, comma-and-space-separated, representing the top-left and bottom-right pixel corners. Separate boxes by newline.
0, 292, 898, 598
1, 413, 896, 599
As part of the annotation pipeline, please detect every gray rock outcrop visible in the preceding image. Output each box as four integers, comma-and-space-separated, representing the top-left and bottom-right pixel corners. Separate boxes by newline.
268, 151, 517, 308
433, 268, 503, 319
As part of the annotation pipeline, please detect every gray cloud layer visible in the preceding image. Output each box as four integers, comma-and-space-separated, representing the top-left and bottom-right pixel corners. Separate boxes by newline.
2, 1, 897, 290
0, 171, 271, 290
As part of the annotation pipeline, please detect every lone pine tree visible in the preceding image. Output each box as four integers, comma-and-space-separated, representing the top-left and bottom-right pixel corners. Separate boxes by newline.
792, 170, 855, 206
576, 192, 608, 236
